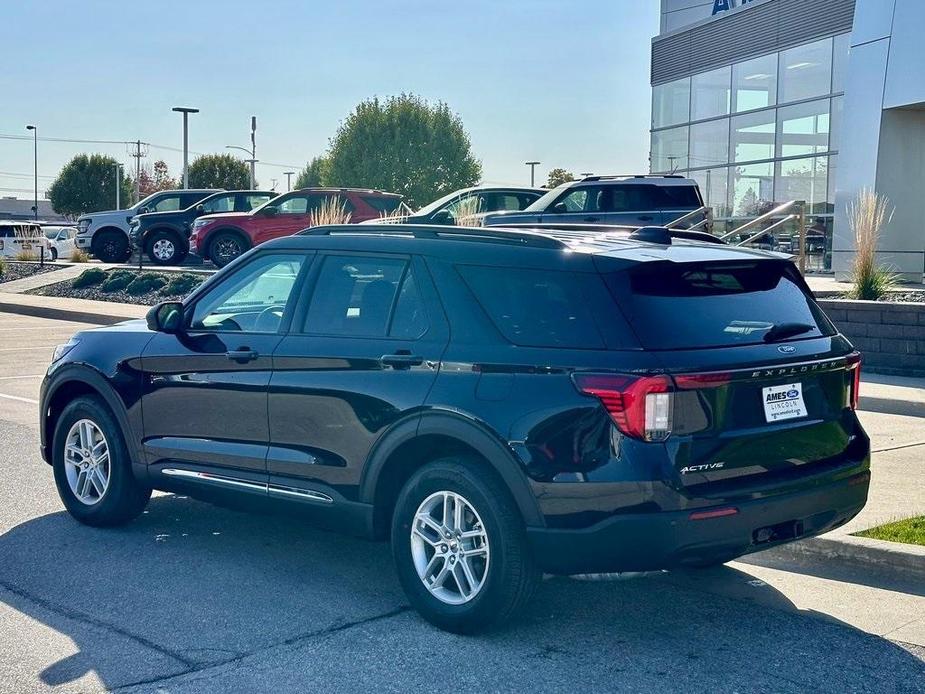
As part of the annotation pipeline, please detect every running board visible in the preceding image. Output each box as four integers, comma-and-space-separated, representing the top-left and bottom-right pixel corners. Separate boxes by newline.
160, 468, 334, 504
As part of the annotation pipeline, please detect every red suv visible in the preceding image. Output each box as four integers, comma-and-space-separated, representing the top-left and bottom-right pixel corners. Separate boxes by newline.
190, 188, 404, 267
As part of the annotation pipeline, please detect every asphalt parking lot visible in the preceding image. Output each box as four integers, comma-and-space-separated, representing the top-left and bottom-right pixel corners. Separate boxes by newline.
0, 312, 923, 693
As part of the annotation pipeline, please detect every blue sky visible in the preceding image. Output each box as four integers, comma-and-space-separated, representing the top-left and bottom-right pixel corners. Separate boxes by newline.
0, 0, 658, 202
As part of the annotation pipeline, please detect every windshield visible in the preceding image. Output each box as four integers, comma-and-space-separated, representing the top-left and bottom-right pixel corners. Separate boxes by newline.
524, 183, 571, 212
414, 189, 474, 216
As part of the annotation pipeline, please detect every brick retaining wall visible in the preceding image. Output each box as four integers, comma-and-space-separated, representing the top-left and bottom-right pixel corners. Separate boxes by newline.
817, 299, 925, 377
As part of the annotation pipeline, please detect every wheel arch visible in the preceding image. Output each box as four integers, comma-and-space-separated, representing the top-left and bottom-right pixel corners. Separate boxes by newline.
203, 226, 250, 259
360, 411, 544, 539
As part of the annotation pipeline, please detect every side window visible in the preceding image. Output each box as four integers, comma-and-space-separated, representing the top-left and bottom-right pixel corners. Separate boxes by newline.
494, 193, 526, 211
202, 195, 235, 214
151, 195, 182, 212
659, 184, 703, 210
592, 186, 661, 213
390, 271, 428, 339
303, 255, 408, 337
444, 194, 481, 220
277, 195, 309, 214
240, 194, 272, 211
308, 194, 355, 216
190, 254, 305, 333
556, 188, 590, 212
459, 265, 607, 349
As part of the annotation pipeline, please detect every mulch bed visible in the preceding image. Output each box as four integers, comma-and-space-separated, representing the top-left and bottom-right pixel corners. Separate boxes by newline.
27, 268, 204, 306
0, 261, 59, 285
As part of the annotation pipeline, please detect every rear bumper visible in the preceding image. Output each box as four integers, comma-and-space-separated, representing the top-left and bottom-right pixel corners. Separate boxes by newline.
527, 470, 870, 574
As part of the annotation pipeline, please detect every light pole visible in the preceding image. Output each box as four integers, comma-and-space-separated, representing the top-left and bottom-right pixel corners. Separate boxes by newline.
114, 163, 123, 210
525, 161, 541, 187
283, 171, 295, 191
25, 125, 37, 219
225, 145, 257, 190
172, 107, 199, 188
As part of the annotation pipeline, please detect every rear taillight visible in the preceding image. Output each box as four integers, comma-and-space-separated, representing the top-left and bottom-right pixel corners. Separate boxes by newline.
572, 373, 673, 441
846, 352, 861, 410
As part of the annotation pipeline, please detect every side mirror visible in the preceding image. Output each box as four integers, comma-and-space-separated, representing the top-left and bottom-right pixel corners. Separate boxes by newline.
431, 210, 453, 225
138, 206, 149, 214
146, 301, 183, 333
195, 204, 205, 214
551, 202, 568, 214
261, 206, 279, 217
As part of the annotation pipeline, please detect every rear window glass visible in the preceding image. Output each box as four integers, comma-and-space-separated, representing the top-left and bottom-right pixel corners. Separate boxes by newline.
659, 184, 702, 209
459, 266, 616, 349
608, 261, 834, 349
362, 196, 402, 213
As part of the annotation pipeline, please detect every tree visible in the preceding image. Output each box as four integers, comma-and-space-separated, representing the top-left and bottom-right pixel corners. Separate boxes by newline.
133, 160, 178, 199
48, 154, 133, 216
326, 93, 481, 208
546, 168, 575, 188
187, 154, 252, 189
295, 156, 330, 189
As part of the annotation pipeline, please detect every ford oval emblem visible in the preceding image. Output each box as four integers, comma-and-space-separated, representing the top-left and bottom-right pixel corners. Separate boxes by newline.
778, 345, 796, 354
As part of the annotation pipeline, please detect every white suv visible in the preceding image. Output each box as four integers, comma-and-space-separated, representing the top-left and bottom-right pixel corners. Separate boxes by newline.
76, 189, 218, 262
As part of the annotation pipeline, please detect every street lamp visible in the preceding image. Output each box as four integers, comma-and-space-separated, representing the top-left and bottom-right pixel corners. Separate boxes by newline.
25, 125, 37, 219
283, 171, 295, 191
171, 107, 199, 189
226, 146, 257, 190
525, 161, 541, 187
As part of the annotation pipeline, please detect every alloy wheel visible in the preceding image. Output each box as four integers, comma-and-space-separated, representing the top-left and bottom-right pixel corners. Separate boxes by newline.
213, 237, 242, 265
410, 491, 490, 605
152, 238, 175, 261
63, 419, 110, 506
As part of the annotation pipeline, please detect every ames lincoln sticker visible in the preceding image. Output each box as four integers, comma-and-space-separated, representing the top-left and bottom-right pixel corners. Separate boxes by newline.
712, 0, 763, 16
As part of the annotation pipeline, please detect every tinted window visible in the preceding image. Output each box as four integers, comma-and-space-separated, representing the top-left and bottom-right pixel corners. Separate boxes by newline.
304, 255, 407, 337
190, 254, 305, 332
361, 196, 402, 213
390, 271, 428, 339
608, 261, 835, 350
277, 195, 310, 214
150, 195, 182, 212
459, 266, 607, 349
594, 185, 662, 212
241, 194, 273, 211
659, 184, 702, 209
202, 195, 235, 214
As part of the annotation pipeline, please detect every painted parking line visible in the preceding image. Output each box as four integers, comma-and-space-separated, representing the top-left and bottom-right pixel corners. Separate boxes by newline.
0, 375, 44, 381
0, 392, 39, 405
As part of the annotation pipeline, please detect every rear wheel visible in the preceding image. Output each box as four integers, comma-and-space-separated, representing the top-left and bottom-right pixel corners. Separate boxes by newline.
49, 247, 58, 261
146, 230, 188, 266
52, 396, 150, 527
391, 457, 539, 633
209, 231, 248, 268
93, 231, 130, 263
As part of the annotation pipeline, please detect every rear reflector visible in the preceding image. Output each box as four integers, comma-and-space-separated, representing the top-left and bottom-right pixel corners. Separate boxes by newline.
689, 507, 739, 521
846, 352, 861, 410
673, 372, 731, 390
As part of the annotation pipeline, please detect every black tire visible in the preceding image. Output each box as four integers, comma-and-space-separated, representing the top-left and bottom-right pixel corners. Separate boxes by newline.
146, 230, 188, 266
391, 457, 539, 634
93, 231, 130, 263
49, 247, 58, 261
52, 395, 151, 527
209, 231, 248, 268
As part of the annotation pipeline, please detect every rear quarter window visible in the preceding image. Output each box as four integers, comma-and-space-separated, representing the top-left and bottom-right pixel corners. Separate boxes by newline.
458, 265, 632, 349
659, 184, 703, 209
361, 196, 402, 213
607, 260, 835, 350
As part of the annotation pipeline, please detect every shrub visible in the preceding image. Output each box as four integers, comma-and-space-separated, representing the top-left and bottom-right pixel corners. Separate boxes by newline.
15, 249, 36, 261
100, 270, 135, 293
72, 268, 106, 289
70, 248, 90, 263
309, 196, 352, 226
847, 189, 897, 300
126, 272, 167, 296
0, 257, 5, 277
161, 272, 203, 297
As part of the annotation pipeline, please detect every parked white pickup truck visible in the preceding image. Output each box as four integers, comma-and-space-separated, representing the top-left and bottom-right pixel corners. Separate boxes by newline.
75, 189, 218, 262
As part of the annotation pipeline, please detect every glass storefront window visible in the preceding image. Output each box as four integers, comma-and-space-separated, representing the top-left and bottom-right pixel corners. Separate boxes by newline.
832, 33, 850, 93
775, 156, 828, 213
730, 162, 774, 216
652, 77, 690, 128
777, 99, 830, 158
690, 167, 731, 218
732, 110, 775, 163
827, 155, 837, 213
830, 96, 843, 152
651, 126, 689, 173
732, 54, 777, 113
691, 66, 731, 121
779, 37, 833, 104
690, 119, 729, 168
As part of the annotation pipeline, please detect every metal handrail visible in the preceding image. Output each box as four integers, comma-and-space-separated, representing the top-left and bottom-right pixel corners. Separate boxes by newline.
718, 200, 798, 241
734, 214, 797, 247
717, 199, 807, 272
666, 206, 711, 228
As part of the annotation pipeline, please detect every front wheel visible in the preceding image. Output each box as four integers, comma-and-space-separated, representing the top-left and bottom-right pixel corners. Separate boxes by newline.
93, 231, 130, 263
391, 457, 539, 633
209, 232, 248, 268
49, 247, 58, 261
146, 230, 188, 266
52, 396, 151, 527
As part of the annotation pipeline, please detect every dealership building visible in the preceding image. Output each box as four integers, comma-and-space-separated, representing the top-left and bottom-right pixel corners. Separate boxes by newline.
650, 0, 925, 281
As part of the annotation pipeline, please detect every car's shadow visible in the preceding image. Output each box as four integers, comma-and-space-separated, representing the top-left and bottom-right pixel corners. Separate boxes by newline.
1, 493, 923, 692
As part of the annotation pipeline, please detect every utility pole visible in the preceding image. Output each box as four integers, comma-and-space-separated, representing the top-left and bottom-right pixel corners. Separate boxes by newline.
114, 163, 122, 210
525, 161, 541, 187
283, 171, 295, 191
130, 140, 145, 204
250, 116, 257, 190
25, 125, 37, 219
172, 107, 199, 189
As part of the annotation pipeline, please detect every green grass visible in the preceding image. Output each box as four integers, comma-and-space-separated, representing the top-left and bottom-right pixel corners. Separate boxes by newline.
854, 516, 925, 546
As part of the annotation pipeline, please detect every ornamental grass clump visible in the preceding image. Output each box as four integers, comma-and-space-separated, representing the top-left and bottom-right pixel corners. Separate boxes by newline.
309, 196, 352, 227
848, 189, 897, 300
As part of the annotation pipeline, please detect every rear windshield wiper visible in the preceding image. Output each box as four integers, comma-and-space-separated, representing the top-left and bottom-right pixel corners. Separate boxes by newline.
763, 322, 816, 343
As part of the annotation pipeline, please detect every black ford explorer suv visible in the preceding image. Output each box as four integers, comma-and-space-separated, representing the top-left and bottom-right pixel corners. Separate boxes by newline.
129, 190, 277, 266
39, 223, 869, 633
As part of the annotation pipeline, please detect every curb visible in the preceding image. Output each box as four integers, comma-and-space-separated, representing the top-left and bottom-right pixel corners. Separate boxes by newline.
0, 298, 144, 326
739, 533, 925, 581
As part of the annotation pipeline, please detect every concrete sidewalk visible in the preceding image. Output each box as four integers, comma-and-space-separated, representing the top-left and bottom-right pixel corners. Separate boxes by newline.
0, 291, 145, 324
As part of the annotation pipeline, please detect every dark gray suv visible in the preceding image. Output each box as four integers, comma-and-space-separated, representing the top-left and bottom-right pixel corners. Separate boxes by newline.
482, 175, 706, 229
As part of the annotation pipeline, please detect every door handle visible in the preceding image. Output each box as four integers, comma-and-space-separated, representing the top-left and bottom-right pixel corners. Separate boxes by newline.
583, 216, 600, 223
226, 348, 259, 363
380, 353, 424, 369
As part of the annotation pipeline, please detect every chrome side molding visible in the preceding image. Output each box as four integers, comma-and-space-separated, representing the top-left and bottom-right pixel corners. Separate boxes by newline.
160, 468, 333, 504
